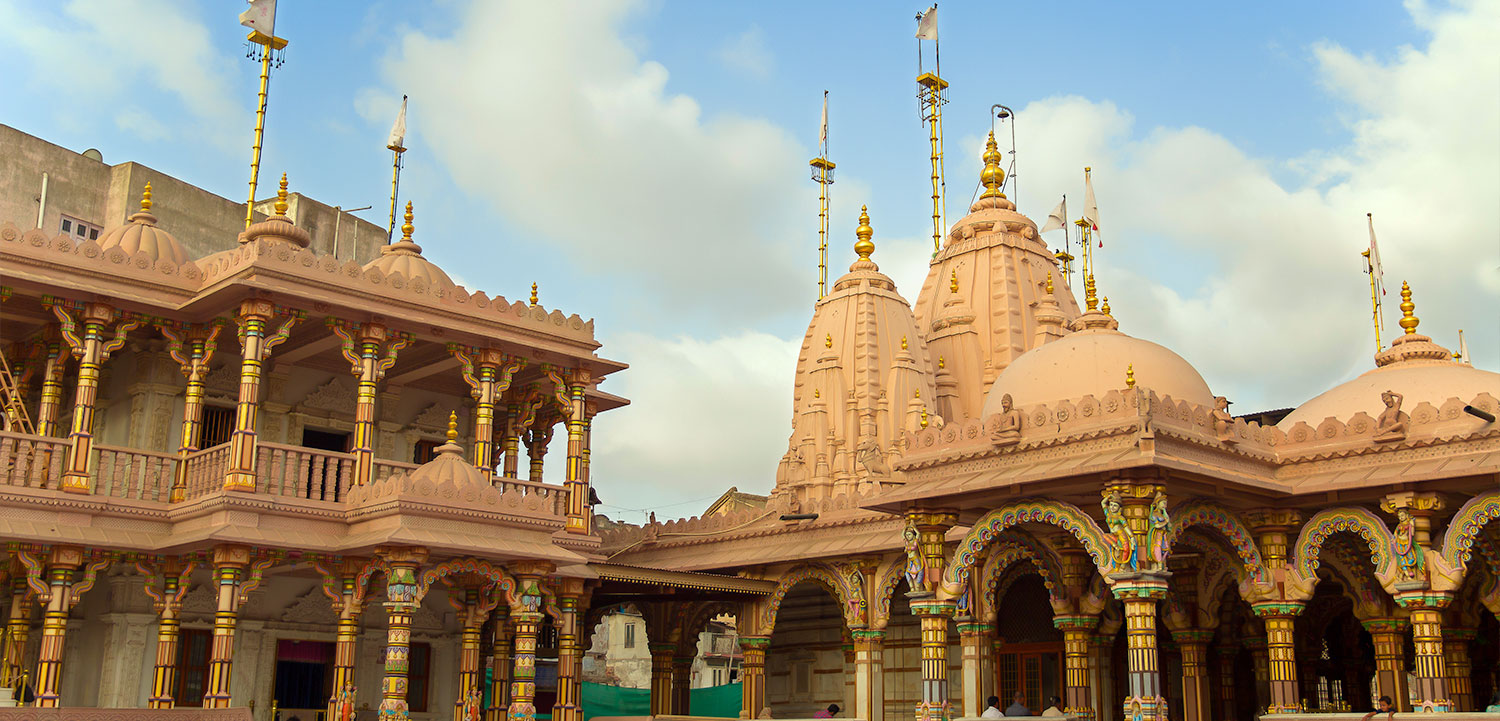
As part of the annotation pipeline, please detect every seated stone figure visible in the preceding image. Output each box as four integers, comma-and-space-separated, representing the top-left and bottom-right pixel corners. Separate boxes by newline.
991, 393, 1022, 446
1374, 389, 1409, 442
1212, 396, 1237, 444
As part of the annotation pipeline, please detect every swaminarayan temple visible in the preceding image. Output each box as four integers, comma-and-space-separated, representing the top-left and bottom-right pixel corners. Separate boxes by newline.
1, 38, 1500, 721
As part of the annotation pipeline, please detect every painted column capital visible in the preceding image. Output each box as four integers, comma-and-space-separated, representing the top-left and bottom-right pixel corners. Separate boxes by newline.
1250, 600, 1306, 618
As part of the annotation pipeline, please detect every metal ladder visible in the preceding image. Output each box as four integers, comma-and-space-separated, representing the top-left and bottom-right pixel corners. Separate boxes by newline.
0, 349, 35, 435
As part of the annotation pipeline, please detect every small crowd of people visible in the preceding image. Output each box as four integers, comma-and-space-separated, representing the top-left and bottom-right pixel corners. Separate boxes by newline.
980, 692, 1064, 718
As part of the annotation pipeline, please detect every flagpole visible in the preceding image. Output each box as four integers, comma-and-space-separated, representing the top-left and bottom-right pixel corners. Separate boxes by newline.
243, 30, 287, 229
387, 143, 405, 243
810, 91, 835, 299
1363, 212, 1384, 352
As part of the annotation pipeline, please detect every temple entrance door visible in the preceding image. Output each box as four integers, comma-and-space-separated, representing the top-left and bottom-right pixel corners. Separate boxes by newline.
997, 643, 1063, 714
274, 639, 336, 717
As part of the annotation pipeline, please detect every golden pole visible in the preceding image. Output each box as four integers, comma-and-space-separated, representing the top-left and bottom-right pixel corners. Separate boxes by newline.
917, 73, 949, 253
810, 157, 835, 299
243, 32, 287, 229
1362, 248, 1383, 352
386, 145, 405, 242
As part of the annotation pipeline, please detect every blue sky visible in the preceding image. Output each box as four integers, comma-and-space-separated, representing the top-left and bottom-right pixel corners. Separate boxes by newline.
4, 0, 1496, 519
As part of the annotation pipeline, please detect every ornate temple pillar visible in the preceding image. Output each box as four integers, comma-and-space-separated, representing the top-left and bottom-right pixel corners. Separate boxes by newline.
649, 642, 677, 716
224, 300, 301, 491
456, 587, 500, 721
1088, 633, 1113, 720
159, 322, 222, 501
1399, 593, 1452, 712
1112, 576, 1170, 721
1214, 642, 1238, 721
487, 604, 513, 721
3, 577, 33, 689
1443, 626, 1475, 712
1244, 636, 1271, 712
853, 630, 885, 721
329, 321, 411, 487
451, 347, 524, 479
738, 635, 770, 719
562, 368, 592, 534
1055, 615, 1099, 720
32, 547, 85, 707
313, 558, 371, 721
526, 422, 552, 484
1172, 629, 1213, 721
33, 329, 68, 437
957, 619, 993, 718
911, 598, 956, 721
378, 548, 428, 718
139, 556, 198, 708
509, 570, 550, 721
553, 579, 586, 721
1249, 602, 1305, 714
48, 300, 140, 493
501, 404, 522, 479
202, 545, 249, 708
671, 653, 693, 715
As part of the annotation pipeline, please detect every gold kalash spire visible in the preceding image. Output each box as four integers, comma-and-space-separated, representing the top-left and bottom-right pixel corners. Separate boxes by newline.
979, 130, 1007, 199
241, 9, 289, 229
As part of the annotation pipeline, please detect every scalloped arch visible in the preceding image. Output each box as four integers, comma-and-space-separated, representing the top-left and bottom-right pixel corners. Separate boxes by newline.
1294, 507, 1394, 580
417, 557, 519, 609
1442, 489, 1500, 573
943, 499, 1114, 595
762, 563, 866, 633
1165, 500, 1268, 585
975, 541, 1061, 622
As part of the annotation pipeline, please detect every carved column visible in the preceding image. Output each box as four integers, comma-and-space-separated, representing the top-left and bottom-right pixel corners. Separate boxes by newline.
310, 557, 373, 721
224, 300, 301, 491
1214, 642, 1238, 721
2, 577, 32, 688
203, 545, 249, 708
671, 652, 693, 715
911, 598, 955, 721
1088, 633, 1113, 720
138, 556, 198, 708
1362, 618, 1409, 712
451, 347, 524, 480
1112, 575, 1170, 721
330, 321, 411, 487
1250, 602, 1305, 714
562, 368, 592, 534
1398, 593, 1452, 712
1055, 615, 1099, 721
1245, 636, 1270, 712
1172, 629, 1213, 721
648, 642, 676, 716
456, 586, 499, 721
159, 322, 222, 501
48, 300, 140, 492
957, 619, 993, 718
553, 580, 586, 721
738, 635, 769, 720
376, 548, 427, 718
526, 421, 552, 484
501, 403, 521, 479
509, 570, 549, 721
487, 604, 513, 721
33, 546, 92, 707
33, 329, 68, 437
853, 630, 885, 721
1442, 626, 1474, 711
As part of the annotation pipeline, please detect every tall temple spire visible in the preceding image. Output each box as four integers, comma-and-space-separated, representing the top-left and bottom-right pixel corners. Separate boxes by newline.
979, 131, 1007, 200
854, 205, 874, 261
1398, 280, 1419, 334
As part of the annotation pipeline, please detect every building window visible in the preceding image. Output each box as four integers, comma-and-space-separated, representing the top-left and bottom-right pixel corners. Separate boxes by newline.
201, 405, 235, 448
59, 215, 101, 242
408, 642, 432, 712
624, 623, 636, 649
413, 439, 442, 464
175, 628, 213, 706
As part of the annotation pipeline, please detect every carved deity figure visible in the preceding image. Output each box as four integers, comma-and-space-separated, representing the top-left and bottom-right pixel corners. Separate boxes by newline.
1144, 492, 1172, 570
1102, 492, 1137, 571
338, 683, 357, 721
856, 440, 889, 476
462, 687, 483, 721
1374, 390, 1409, 442
1212, 396, 1237, 444
991, 393, 1023, 446
902, 523, 925, 591
1392, 507, 1426, 580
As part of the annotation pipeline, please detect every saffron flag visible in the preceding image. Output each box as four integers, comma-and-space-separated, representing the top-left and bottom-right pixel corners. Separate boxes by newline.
819, 91, 828, 155
388, 95, 408, 151
1040, 196, 1067, 234
915, 6, 938, 40
1083, 169, 1101, 245
1366, 212, 1385, 296
239, 0, 276, 36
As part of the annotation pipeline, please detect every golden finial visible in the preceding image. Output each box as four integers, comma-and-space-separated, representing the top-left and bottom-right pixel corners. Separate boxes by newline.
1045, 272, 1054, 295
140, 182, 153, 212
446, 411, 459, 442
814, 388, 821, 399
530, 282, 539, 306
826, 333, 834, 349
1083, 273, 1099, 311
949, 269, 959, 293
900, 335, 908, 350
274, 173, 289, 216
854, 205, 874, 260
938, 356, 945, 370
1398, 281, 1419, 334
920, 407, 929, 429
979, 130, 1007, 199
1101, 296, 1111, 316
914, 389, 921, 398
1125, 363, 1135, 388
400, 201, 414, 241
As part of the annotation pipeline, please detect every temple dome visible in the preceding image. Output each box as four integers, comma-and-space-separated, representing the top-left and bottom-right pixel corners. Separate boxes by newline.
777, 206, 937, 503
363, 201, 455, 289
982, 288, 1213, 413
1280, 283, 1498, 428
407, 412, 486, 488
97, 183, 191, 265
241, 173, 312, 248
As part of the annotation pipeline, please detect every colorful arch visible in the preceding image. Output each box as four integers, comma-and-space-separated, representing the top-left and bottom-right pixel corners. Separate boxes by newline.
1293, 507, 1394, 580
1165, 500, 1268, 585
762, 562, 866, 633
417, 556, 520, 608
870, 559, 908, 630
943, 499, 1114, 595
976, 542, 1060, 622
1442, 489, 1500, 573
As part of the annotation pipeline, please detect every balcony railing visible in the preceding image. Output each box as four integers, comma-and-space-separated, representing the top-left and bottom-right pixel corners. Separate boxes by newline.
0, 431, 68, 490
256, 442, 353, 502
93, 444, 175, 502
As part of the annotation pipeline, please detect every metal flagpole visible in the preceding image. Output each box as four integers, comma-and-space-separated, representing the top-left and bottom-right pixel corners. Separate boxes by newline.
243, 30, 288, 229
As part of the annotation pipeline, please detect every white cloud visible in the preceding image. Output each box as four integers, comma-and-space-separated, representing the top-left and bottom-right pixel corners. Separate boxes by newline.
717, 25, 774, 80
0, 0, 241, 147
374, 0, 810, 327
588, 330, 800, 515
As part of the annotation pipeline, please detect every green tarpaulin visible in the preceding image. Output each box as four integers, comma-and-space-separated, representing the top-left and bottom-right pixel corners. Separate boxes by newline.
580, 682, 741, 720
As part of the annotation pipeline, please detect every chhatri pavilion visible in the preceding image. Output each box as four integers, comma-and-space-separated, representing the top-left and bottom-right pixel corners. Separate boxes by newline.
1, 63, 1498, 721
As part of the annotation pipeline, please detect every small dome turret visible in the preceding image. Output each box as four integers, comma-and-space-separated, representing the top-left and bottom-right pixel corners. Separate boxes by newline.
242, 173, 313, 248
363, 201, 456, 289
407, 412, 487, 488
97, 182, 191, 265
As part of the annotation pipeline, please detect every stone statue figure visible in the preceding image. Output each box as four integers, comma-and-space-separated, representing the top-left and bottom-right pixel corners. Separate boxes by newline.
1392, 507, 1426, 580
1144, 491, 1172, 570
902, 522, 924, 590
1212, 396, 1237, 444
856, 440, 889, 476
337, 683, 356, 721
461, 687, 483, 721
1102, 491, 1137, 571
991, 393, 1023, 446
1374, 389, 1409, 442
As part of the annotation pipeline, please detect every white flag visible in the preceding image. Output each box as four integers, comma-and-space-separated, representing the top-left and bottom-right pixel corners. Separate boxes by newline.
1040, 196, 1067, 234
819, 91, 828, 154
1457, 330, 1470, 364
1083, 168, 1100, 244
1366, 212, 1385, 295
387, 95, 408, 150
915, 6, 938, 41
239, 0, 276, 36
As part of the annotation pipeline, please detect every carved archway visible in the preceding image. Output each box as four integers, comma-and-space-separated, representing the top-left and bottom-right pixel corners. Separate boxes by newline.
1165, 500, 1269, 585
870, 556, 908, 630
943, 499, 1114, 596
417, 557, 520, 609
1442, 489, 1500, 574
1293, 507, 1395, 581
975, 544, 1059, 623
762, 562, 866, 633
